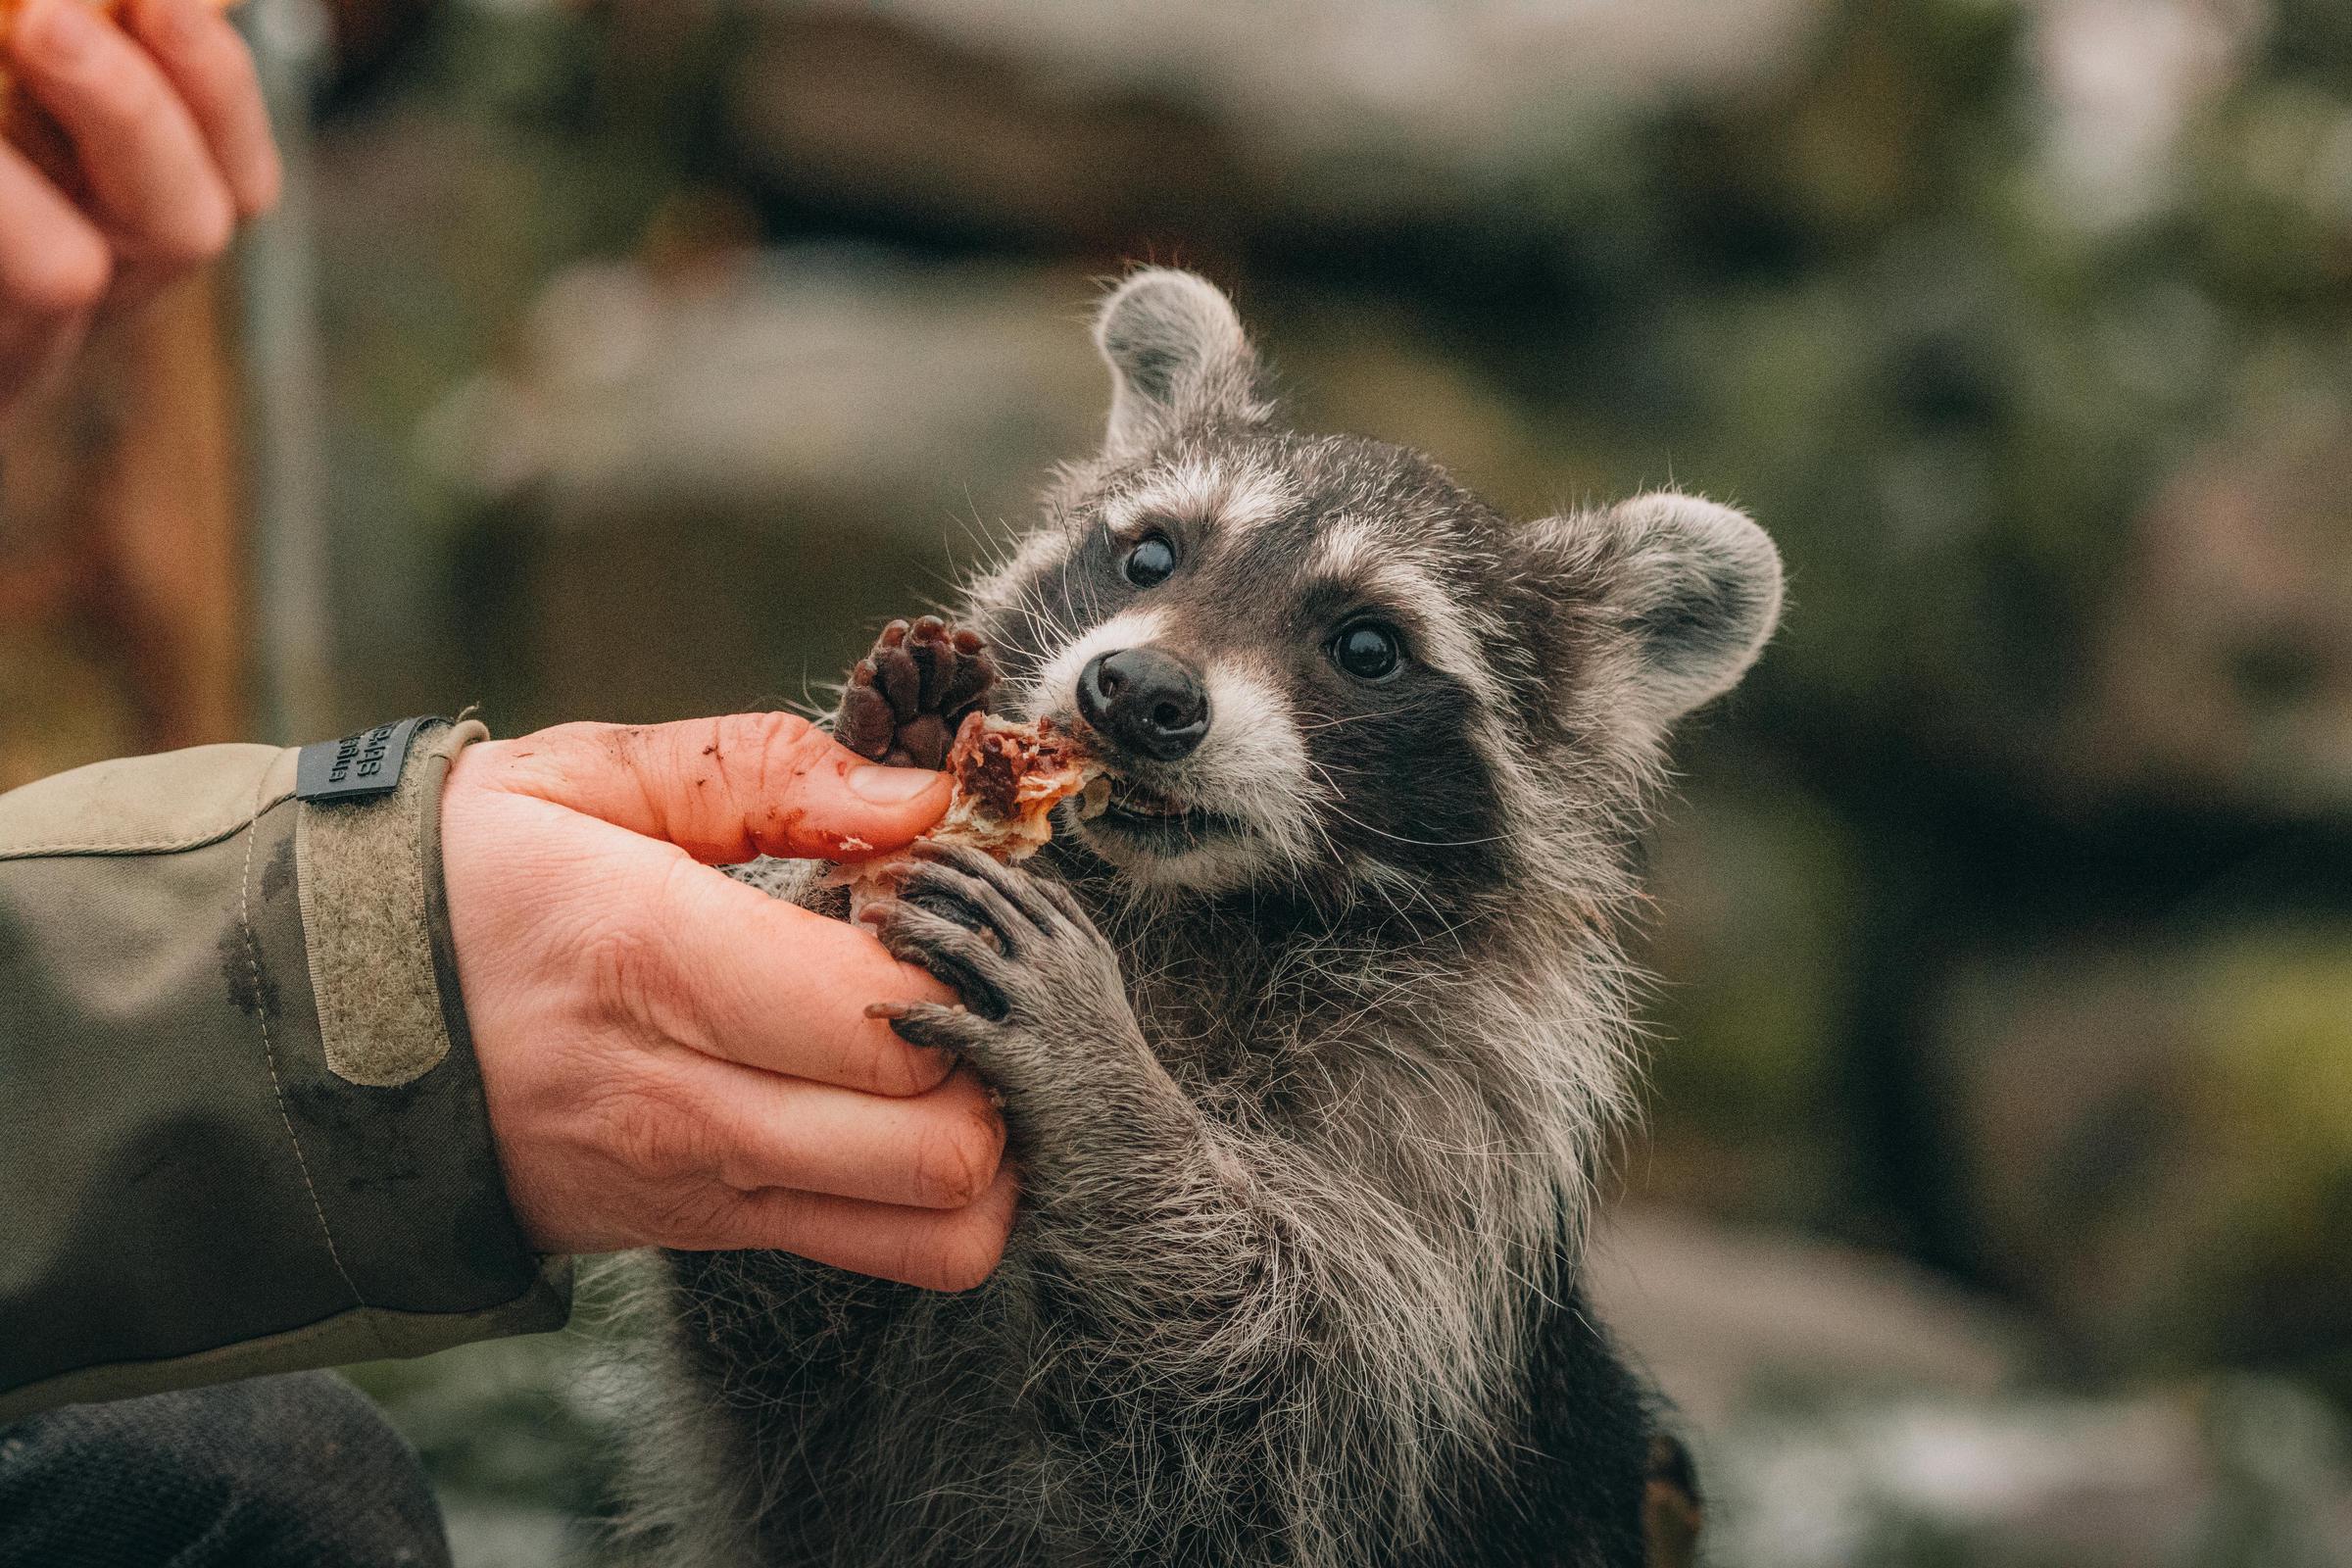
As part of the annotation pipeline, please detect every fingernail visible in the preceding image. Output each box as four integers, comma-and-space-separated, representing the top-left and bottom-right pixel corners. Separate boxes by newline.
24, 1, 102, 67
847, 763, 940, 804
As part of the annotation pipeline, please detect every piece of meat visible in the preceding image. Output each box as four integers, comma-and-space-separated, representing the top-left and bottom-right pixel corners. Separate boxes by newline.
831, 615, 1101, 867
930, 711, 1107, 863
819, 606, 1108, 925
824, 712, 1106, 915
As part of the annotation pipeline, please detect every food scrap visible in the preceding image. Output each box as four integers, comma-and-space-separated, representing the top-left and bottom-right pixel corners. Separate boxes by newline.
830, 712, 1106, 906
931, 711, 1108, 862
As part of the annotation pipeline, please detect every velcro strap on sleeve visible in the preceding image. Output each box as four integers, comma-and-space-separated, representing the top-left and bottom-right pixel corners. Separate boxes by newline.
296, 717, 487, 1088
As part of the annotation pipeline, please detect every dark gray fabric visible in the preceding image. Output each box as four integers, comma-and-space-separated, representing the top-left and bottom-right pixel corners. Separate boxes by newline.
0, 1372, 450, 1568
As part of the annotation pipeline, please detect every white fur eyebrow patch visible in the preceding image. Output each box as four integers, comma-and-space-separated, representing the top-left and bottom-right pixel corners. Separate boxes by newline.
1107, 458, 1296, 541
1302, 521, 1496, 704
1304, 516, 1386, 584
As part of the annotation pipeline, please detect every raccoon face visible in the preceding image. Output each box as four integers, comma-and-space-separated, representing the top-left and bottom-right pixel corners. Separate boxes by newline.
972, 270, 1785, 905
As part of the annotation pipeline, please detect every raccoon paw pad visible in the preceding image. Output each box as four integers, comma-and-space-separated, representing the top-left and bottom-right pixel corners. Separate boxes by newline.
835, 617, 999, 768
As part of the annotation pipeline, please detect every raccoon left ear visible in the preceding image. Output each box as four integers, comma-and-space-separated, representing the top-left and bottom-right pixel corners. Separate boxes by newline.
1542, 493, 1784, 727
1094, 269, 1270, 459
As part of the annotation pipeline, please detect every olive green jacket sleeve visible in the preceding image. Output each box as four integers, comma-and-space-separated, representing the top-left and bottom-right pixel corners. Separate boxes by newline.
0, 718, 568, 1423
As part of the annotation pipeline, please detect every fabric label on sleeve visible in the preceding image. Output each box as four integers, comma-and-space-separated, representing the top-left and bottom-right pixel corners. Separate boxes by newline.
296, 718, 433, 803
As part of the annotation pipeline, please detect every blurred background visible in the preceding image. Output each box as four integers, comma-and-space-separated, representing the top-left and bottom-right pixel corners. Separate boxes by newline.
4, 0, 2351, 1561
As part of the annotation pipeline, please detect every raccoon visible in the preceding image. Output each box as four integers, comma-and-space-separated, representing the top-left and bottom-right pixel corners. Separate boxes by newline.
624, 270, 1784, 1568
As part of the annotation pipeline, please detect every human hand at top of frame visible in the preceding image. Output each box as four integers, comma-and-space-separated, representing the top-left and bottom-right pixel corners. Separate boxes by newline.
0, 0, 278, 430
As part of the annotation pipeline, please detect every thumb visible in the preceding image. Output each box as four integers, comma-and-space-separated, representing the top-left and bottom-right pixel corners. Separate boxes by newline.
480, 712, 952, 863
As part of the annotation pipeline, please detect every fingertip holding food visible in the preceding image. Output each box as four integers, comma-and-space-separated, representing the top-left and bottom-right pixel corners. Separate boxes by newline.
844, 763, 945, 806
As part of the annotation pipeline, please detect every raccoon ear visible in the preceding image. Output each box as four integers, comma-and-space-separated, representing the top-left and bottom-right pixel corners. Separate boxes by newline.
1544, 493, 1783, 727
1094, 269, 1269, 459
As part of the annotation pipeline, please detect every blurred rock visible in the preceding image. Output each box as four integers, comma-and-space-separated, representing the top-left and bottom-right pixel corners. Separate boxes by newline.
421, 247, 1106, 533
411, 250, 1116, 725
1587, 1212, 2352, 1565
721, 12, 1251, 256
719, 0, 1830, 237
1589, 1206, 2033, 1431
1707, 1377, 2352, 1568
2029, 0, 2270, 229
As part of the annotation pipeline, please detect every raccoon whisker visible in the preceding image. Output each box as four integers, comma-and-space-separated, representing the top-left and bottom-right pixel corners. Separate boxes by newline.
1317, 805, 1512, 852
1288, 710, 1392, 735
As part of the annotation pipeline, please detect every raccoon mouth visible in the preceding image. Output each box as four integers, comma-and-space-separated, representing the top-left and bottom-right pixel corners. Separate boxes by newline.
1089, 776, 1233, 844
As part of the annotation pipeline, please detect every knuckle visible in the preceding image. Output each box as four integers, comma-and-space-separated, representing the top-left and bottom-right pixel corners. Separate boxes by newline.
714, 710, 816, 768
78, 54, 163, 127
866, 1036, 941, 1099
922, 1209, 1011, 1294
596, 1084, 704, 1183
910, 1107, 1001, 1209
643, 1182, 739, 1249
754, 710, 837, 788
235, 154, 283, 220
147, 192, 235, 268
580, 913, 669, 1031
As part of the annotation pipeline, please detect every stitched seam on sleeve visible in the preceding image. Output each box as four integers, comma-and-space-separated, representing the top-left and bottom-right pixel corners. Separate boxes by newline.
1, 790, 300, 860
236, 779, 394, 1359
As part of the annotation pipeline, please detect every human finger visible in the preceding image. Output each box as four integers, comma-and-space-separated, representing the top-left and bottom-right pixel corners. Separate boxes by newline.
122, 0, 279, 218
681, 1164, 1018, 1292
478, 713, 951, 865
679, 1056, 1005, 1210
10, 0, 234, 267
0, 133, 111, 316
635, 850, 962, 1096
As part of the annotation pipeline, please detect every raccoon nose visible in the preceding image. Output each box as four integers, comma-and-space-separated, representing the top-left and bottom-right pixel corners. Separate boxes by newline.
1078, 649, 1210, 761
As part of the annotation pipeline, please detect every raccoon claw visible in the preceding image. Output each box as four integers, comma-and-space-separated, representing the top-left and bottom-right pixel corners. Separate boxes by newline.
863, 999, 996, 1056
857, 844, 1140, 1079
834, 617, 999, 768
858, 897, 1010, 1022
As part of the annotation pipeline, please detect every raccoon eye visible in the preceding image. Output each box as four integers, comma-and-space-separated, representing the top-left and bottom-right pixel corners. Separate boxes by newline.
1331, 620, 1403, 683
1123, 533, 1177, 588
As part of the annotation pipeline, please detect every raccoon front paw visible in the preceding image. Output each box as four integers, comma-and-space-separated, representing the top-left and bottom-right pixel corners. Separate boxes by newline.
835, 616, 998, 770
858, 843, 1149, 1099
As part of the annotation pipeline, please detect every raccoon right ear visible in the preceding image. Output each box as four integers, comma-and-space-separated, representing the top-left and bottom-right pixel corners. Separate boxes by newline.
1094, 270, 1270, 459
1536, 492, 1784, 731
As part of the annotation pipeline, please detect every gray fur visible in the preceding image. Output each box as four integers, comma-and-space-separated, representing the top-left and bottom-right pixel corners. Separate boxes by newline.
621, 271, 1782, 1567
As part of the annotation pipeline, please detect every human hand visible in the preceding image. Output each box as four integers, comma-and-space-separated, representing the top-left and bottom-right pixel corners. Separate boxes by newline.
441, 712, 1016, 1292
0, 0, 279, 428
